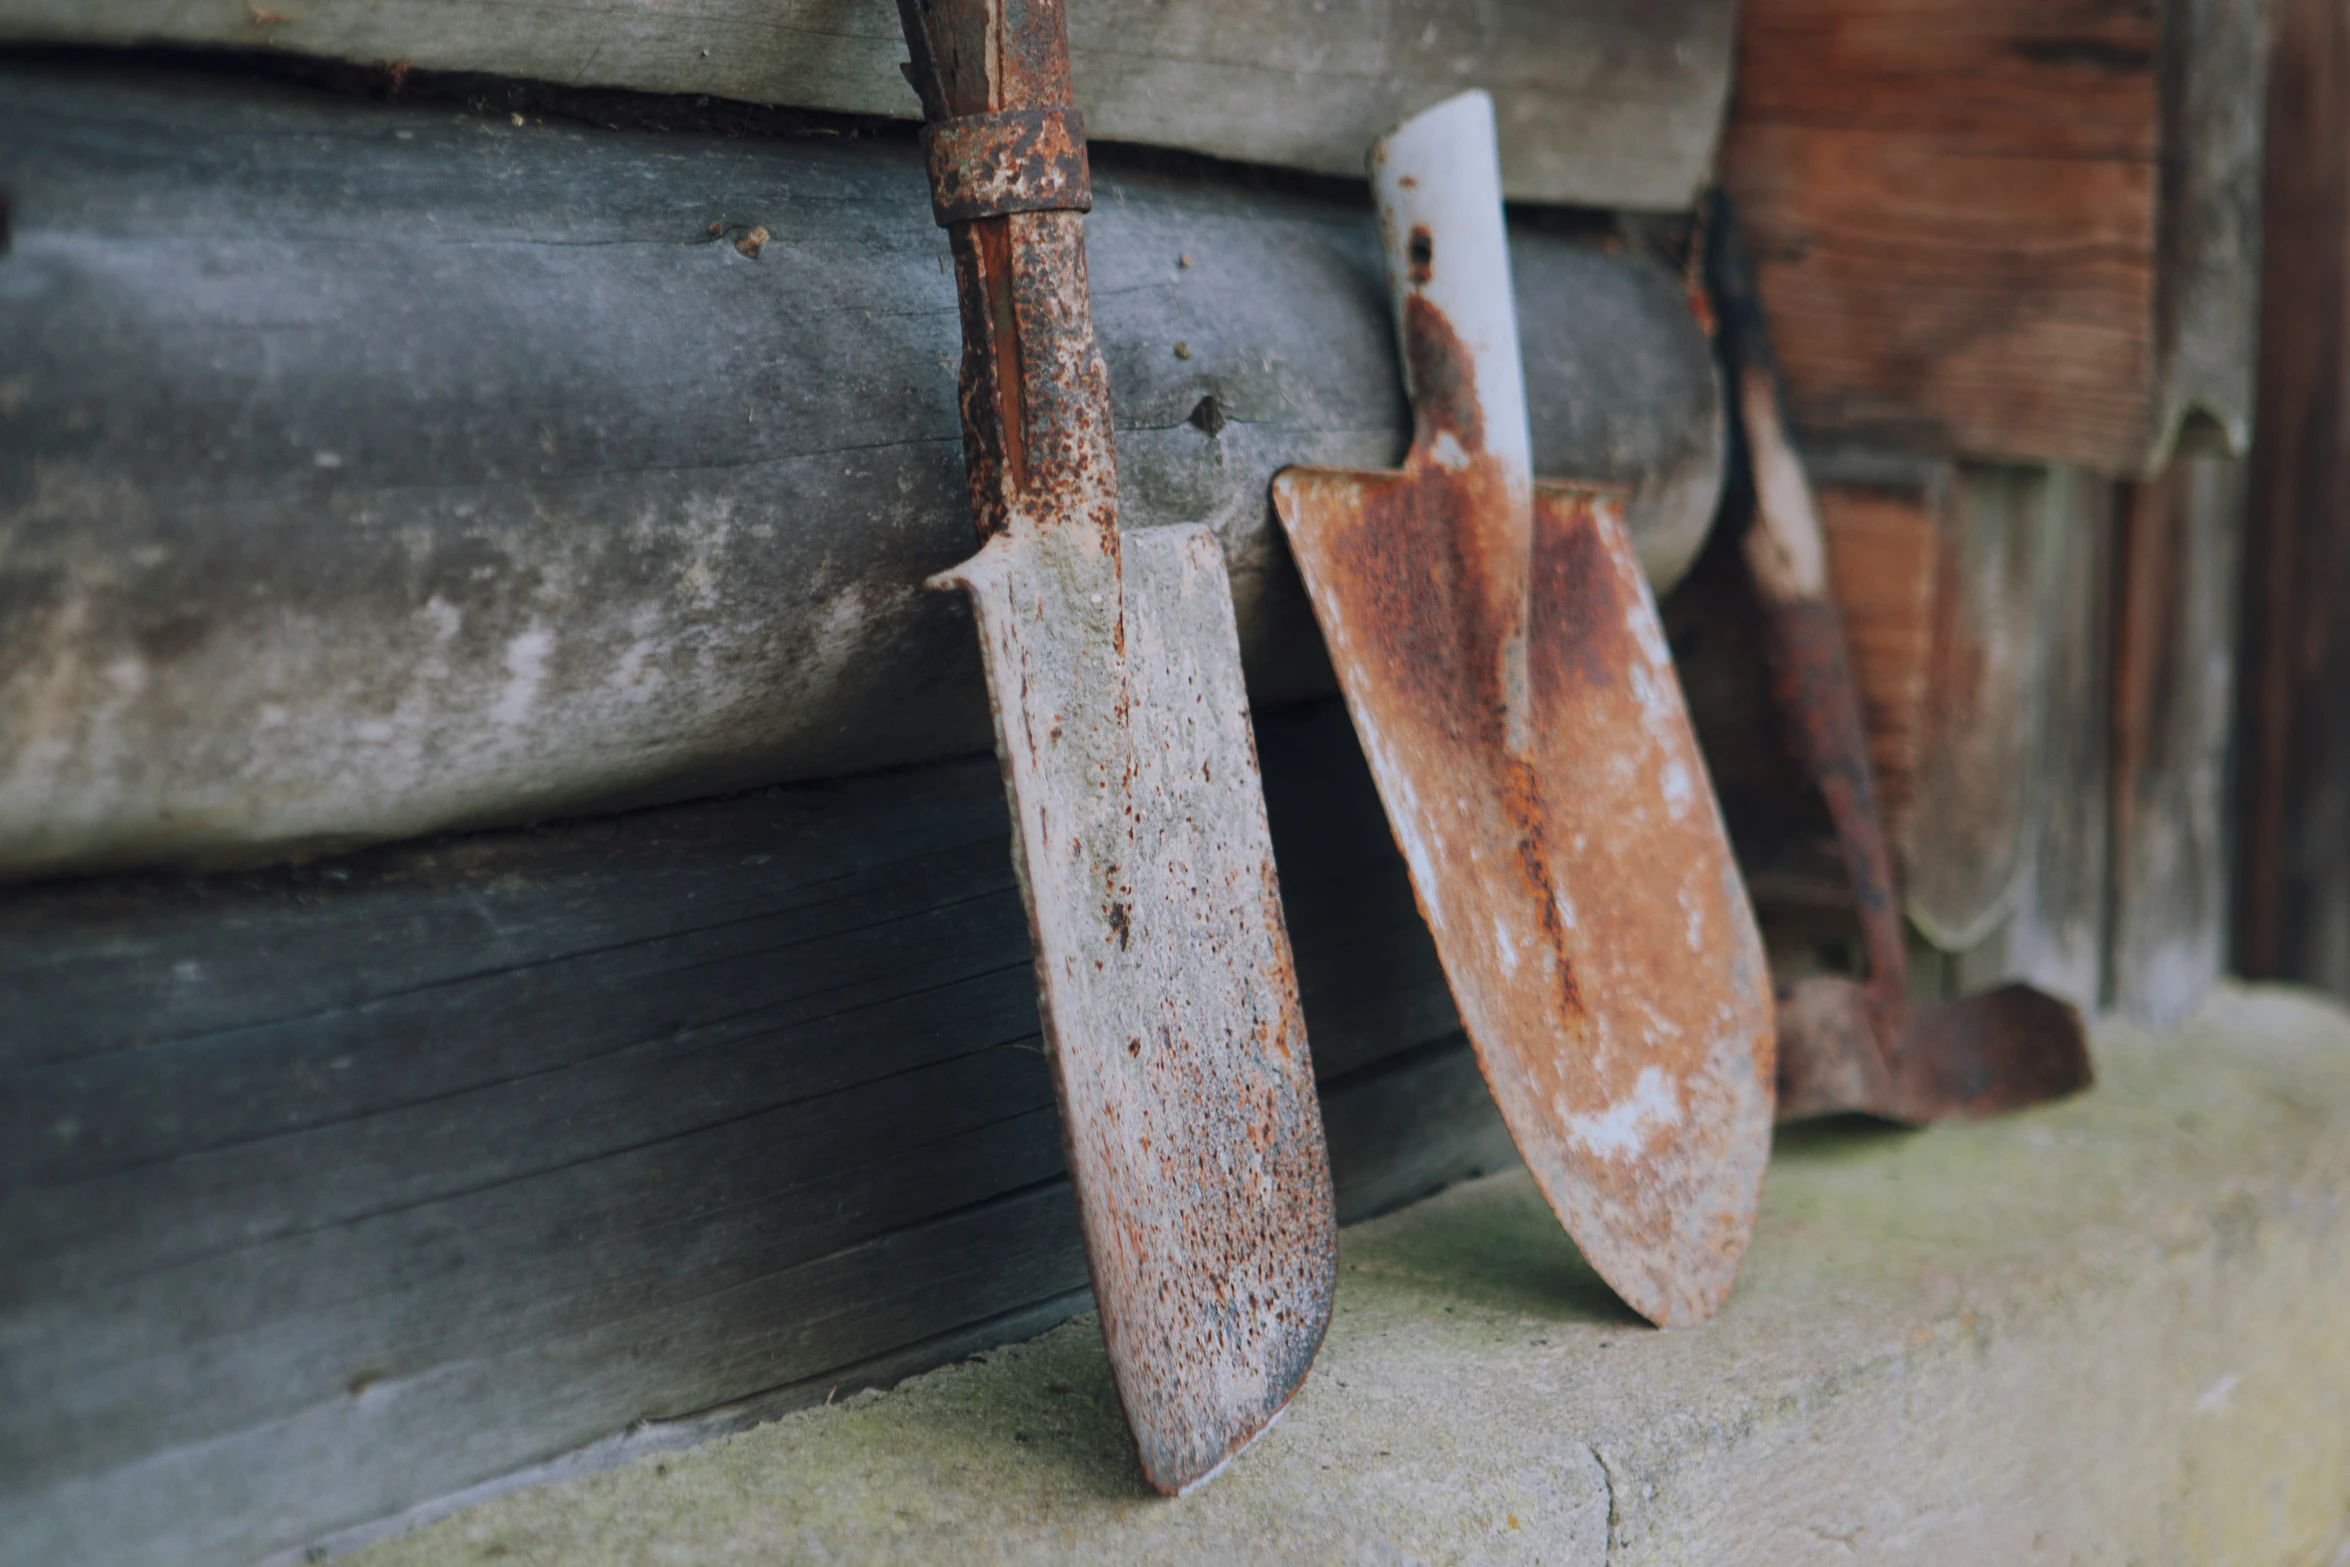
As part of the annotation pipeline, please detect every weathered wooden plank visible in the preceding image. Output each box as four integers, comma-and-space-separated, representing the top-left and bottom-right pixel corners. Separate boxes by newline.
0, 0, 1733, 211
1950, 467, 2115, 1011
1815, 477, 1942, 835
1896, 465, 2057, 951
2110, 453, 2243, 1027
0, 697, 1481, 1567
1720, 0, 2264, 475
2152, 0, 2269, 465
2237, 0, 2350, 998
0, 61, 1725, 884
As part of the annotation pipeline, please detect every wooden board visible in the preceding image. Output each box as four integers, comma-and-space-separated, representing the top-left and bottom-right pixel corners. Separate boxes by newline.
1896, 465, 2059, 951
1678, 464, 2072, 962
2237, 0, 2350, 998
1816, 479, 1942, 833
1950, 467, 2115, 1011
2110, 454, 2243, 1027
0, 698, 1505, 1567
0, 60, 1725, 884
0, 0, 1734, 211
1720, 0, 2264, 475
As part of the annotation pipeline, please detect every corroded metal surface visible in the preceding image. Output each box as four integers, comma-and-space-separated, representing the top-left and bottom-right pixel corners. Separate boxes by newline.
922, 105, 1092, 224
1777, 978, 2092, 1124
1708, 190, 2094, 1128
1272, 95, 1773, 1331
899, 0, 1334, 1495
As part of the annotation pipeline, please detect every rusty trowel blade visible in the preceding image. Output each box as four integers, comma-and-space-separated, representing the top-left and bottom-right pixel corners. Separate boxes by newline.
1274, 465, 1775, 1327
942, 520, 1336, 1495
1270, 92, 1772, 1329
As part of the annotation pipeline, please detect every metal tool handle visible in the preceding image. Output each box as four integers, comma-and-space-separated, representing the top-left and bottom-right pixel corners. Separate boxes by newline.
1370, 92, 1533, 494
1707, 190, 1912, 1037
898, 0, 1117, 552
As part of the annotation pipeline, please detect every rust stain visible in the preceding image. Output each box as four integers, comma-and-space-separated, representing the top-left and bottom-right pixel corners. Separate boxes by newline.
901, 0, 1333, 1496
1273, 291, 1773, 1331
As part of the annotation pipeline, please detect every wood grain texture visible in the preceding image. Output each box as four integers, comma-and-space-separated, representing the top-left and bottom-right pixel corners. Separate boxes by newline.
2111, 454, 2243, 1027
0, 60, 1724, 884
1950, 467, 2115, 1011
1897, 465, 2058, 951
0, 699, 1482, 1567
2152, 0, 2268, 464
1721, 0, 2263, 475
0, 0, 1734, 210
1817, 480, 1941, 830
2238, 0, 2350, 997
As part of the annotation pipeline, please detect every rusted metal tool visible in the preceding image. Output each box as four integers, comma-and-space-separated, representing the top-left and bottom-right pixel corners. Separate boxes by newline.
1273, 94, 1774, 1330
894, 0, 1335, 1493
1705, 191, 2095, 1126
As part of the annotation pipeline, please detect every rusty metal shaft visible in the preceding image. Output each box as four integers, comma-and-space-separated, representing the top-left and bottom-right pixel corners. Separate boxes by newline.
1708, 192, 1911, 1047
900, 0, 1111, 551
1708, 190, 2093, 1127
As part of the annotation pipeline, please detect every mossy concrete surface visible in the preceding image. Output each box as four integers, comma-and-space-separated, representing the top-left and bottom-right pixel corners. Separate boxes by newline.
351, 985, 2350, 1565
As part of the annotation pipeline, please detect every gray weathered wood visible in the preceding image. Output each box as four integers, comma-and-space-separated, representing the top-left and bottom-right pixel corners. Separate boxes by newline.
0, 697, 1481, 1567
2150, 0, 2270, 466
0, 0, 1733, 211
1949, 466, 2115, 1010
0, 61, 1724, 883
2110, 453, 2243, 1027
1898, 465, 2056, 952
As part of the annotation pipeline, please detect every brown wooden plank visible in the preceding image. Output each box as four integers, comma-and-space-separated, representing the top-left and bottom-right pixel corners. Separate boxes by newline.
1817, 480, 1941, 830
2237, 0, 2350, 997
0, 0, 1735, 210
1721, 0, 2263, 475
1730, 0, 2160, 159
1720, 118, 2156, 469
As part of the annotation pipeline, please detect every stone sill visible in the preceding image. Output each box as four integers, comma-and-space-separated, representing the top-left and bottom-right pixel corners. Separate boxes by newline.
347, 985, 2350, 1566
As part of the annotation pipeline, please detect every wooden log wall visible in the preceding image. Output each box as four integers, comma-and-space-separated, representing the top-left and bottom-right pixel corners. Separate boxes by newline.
0, 698, 1514, 1567
1720, 0, 2266, 476
0, 0, 1735, 211
2238, 0, 2350, 999
0, 60, 1724, 884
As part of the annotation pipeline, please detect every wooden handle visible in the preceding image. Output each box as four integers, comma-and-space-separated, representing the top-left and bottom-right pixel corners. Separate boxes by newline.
1370, 92, 1533, 492
1708, 191, 1913, 1027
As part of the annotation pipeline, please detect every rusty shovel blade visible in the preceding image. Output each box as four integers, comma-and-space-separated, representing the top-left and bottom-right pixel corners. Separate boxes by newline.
1272, 94, 1774, 1329
944, 524, 1337, 1492
899, 0, 1334, 1494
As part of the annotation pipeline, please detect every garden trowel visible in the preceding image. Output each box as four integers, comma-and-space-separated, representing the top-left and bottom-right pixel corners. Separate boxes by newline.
1704, 190, 2094, 1126
1271, 93, 1774, 1329
895, 0, 1335, 1493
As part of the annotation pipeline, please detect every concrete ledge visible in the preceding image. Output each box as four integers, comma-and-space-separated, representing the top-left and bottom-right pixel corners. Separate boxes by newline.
347, 986, 2350, 1565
